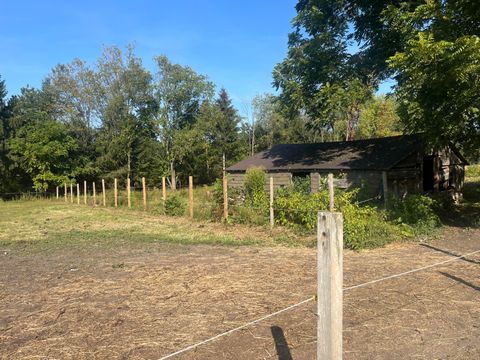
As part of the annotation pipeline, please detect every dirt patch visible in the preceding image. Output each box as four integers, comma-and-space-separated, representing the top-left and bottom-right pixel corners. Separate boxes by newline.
0, 225, 479, 359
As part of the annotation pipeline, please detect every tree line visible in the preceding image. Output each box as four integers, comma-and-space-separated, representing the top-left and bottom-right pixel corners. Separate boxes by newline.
2, 0, 478, 193
0, 45, 400, 193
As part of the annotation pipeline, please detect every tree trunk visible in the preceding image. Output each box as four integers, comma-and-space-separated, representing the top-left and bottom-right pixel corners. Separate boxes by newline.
251, 117, 255, 156
127, 151, 131, 179
170, 161, 176, 190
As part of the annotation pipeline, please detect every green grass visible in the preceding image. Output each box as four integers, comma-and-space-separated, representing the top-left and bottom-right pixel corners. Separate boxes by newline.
466, 164, 480, 179
0, 199, 274, 251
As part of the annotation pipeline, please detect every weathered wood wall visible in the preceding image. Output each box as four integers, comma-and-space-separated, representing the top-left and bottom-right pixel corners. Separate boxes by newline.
228, 172, 293, 191
228, 145, 465, 197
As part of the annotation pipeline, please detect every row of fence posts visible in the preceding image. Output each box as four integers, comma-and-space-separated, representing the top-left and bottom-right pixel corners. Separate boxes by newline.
56, 173, 338, 227
56, 176, 194, 216
57, 177, 150, 211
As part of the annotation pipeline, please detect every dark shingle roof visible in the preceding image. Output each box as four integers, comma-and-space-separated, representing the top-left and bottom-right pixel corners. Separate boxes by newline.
227, 134, 423, 172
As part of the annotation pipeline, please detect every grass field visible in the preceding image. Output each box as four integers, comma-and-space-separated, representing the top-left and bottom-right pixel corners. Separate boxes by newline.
0, 199, 312, 250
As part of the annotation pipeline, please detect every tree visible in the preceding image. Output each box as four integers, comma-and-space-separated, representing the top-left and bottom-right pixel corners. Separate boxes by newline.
273, 1, 374, 139
252, 93, 317, 150
356, 95, 402, 139
0, 75, 14, 193
8, 88, 77, 191
43, 58, 99, 181
154, 55, 214, 188
277, 0, 480, 155
95, 45, 158, 184
385, 1, 480, 158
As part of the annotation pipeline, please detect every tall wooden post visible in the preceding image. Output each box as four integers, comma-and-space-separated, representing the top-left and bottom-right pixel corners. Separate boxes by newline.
162, 177, 166, 201
317, 211, 343, 360
84, 181, 87, 205
92, 182, 96, 206
56, 186, 59, 199
127, 178, 131, 208
222, 153, 226, 178
114, 178, 118, 208
382, 171, 388, 209
328, 173, 334, 211
70, 184, 73, 203
188, 176, 193, 219
223, 176, 228, 221
269, 176, 274, 229
76, 184, 80, 205
64, 183, 67, 202
142, 177, 147, 210
102, 179, 106, 207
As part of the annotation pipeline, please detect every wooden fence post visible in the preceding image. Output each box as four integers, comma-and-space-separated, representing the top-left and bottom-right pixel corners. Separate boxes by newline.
328, 173, 334, 211
382, 171, 388, 209
84, 181, 87, 205
64, 183, 67, 202
223, 176, 228, 221
114, 178, 118, 208
102, 179, 106, 207
92, 182, 96, 206
162, 176, 166, 201
269, 176, 274, 229
70, 184, 73, 203
142, 177, 147, 211
317, 211, 343, 360
76, 184, 80, 205
56, 186, 59, 199
188, 176, 193, 219
127, 178, 131, 208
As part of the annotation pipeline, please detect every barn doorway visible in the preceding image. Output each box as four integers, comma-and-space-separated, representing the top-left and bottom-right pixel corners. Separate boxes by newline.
423, 156, 435, 191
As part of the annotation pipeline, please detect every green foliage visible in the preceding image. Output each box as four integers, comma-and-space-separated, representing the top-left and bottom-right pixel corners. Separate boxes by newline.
356, 96, 403, 139
388, 194, 441, 234
244, 167, 268, 209
164, 194, 185, 216
275, 0, 480, 154
466, 164, 480, 178
251, 93, 317, 151
8, 88, 78, 191
273, 179, 407, 249
273, 0, 376, 141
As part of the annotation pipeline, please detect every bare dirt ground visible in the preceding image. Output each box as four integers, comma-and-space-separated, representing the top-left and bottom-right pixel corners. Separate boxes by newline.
1, 223, 479, 360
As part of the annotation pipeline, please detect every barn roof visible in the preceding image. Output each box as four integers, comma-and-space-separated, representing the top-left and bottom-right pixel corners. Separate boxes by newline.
227, 134, 425, 172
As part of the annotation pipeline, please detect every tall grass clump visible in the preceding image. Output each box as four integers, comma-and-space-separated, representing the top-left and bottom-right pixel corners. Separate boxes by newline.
466, 164, 480, 178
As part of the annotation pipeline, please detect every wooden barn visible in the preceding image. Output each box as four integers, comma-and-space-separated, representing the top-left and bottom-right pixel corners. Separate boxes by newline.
226, 134, 467, 197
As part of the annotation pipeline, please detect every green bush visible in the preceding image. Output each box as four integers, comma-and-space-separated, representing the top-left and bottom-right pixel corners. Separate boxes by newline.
274, 180, 329, 230
244, 167, 268, 209
388, 194, 441, 234
164, 194, 185, 216
274, 181, 408, 249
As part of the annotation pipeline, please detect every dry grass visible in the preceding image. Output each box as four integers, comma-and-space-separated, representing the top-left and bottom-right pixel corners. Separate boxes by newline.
0, 199, 313, 249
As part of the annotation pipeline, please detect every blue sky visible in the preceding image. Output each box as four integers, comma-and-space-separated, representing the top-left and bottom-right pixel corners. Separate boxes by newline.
0, 0, 392, 114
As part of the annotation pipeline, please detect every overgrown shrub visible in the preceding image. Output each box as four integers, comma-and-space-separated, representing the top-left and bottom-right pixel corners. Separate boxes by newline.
274, 180, 410, 249
244, 167, 268, 209
274, 177, 329, 230
340, 194, 409, 249
388, 194, 440, 234
164, 194, 185, 216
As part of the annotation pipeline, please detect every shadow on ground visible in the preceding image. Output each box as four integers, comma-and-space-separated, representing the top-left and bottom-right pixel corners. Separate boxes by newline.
271, 326, 293, 360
